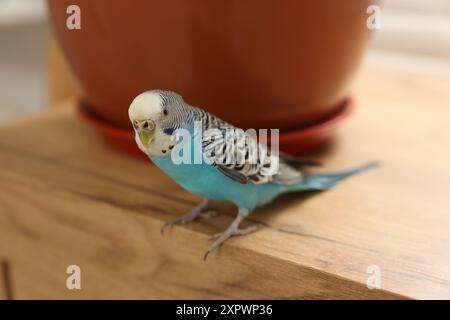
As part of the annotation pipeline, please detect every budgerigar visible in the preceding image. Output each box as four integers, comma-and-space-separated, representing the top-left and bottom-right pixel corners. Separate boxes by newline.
128, 90, 377, 259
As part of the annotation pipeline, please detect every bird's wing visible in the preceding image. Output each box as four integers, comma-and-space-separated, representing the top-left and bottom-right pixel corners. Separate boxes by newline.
197, 109, 311, 185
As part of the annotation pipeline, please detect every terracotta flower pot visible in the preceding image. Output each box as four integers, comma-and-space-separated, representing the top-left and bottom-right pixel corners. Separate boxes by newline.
48, 0, 376, 154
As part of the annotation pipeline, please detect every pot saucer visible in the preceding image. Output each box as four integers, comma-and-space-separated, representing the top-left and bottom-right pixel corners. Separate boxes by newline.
77, 97, 353, 159
278, 97, 354, 155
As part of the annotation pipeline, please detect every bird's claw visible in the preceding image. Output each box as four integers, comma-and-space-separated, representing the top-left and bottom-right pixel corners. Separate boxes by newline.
199, 210, 218, 219
160, 220, 181, 236
208, 224, 263, 241
161, 199, 213, 236
204, 224, 263, 260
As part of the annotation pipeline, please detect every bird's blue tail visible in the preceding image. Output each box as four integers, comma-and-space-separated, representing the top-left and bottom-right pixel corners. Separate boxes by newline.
287, 161, 380, 192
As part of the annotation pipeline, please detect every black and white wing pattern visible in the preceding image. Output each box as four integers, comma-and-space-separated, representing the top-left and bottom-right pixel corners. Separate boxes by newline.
194, 107, 319, 185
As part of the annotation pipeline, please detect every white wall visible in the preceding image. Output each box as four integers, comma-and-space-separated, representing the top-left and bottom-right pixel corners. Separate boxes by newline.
0, 0, 47, 123
366, 0, 450, 75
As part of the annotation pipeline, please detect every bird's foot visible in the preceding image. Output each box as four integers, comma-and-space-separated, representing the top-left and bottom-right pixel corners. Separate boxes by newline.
198, 210, 218, 219
209, 224, 263, 241
161, 199, 213, 235
203, 208, 262, 260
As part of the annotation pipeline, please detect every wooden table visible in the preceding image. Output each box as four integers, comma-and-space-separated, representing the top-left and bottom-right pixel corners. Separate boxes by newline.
1, 67, 450, 299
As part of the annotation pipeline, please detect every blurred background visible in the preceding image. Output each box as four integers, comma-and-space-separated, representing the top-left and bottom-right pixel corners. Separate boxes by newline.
0, 0, 450, 123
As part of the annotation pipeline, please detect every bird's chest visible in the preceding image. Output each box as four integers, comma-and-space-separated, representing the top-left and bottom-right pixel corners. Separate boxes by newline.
150, 155, 235, 200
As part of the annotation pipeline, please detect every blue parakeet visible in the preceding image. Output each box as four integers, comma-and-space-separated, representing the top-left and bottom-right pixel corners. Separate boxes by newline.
128, 90, 377, 259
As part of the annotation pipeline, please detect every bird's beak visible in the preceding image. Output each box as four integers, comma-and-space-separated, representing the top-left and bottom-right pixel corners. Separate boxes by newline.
138, 121, 155, 147
139, 129, 154, 147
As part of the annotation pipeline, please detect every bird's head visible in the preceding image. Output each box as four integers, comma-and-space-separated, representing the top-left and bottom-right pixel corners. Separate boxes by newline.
128, 90, 184, 156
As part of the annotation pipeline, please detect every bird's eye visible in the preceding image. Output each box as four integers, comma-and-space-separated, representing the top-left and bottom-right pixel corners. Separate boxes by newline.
163, 109, 168, 116
133, 121, 139, 129
143, 121, 149, 128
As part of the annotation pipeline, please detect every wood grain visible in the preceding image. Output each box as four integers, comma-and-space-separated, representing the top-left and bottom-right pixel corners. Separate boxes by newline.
0, 260, 13, 300
0, 67, 449, 299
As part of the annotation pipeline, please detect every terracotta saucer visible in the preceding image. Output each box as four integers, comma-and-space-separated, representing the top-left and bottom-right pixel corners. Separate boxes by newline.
77, 97, 354, 159
277, 97, 354, 155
